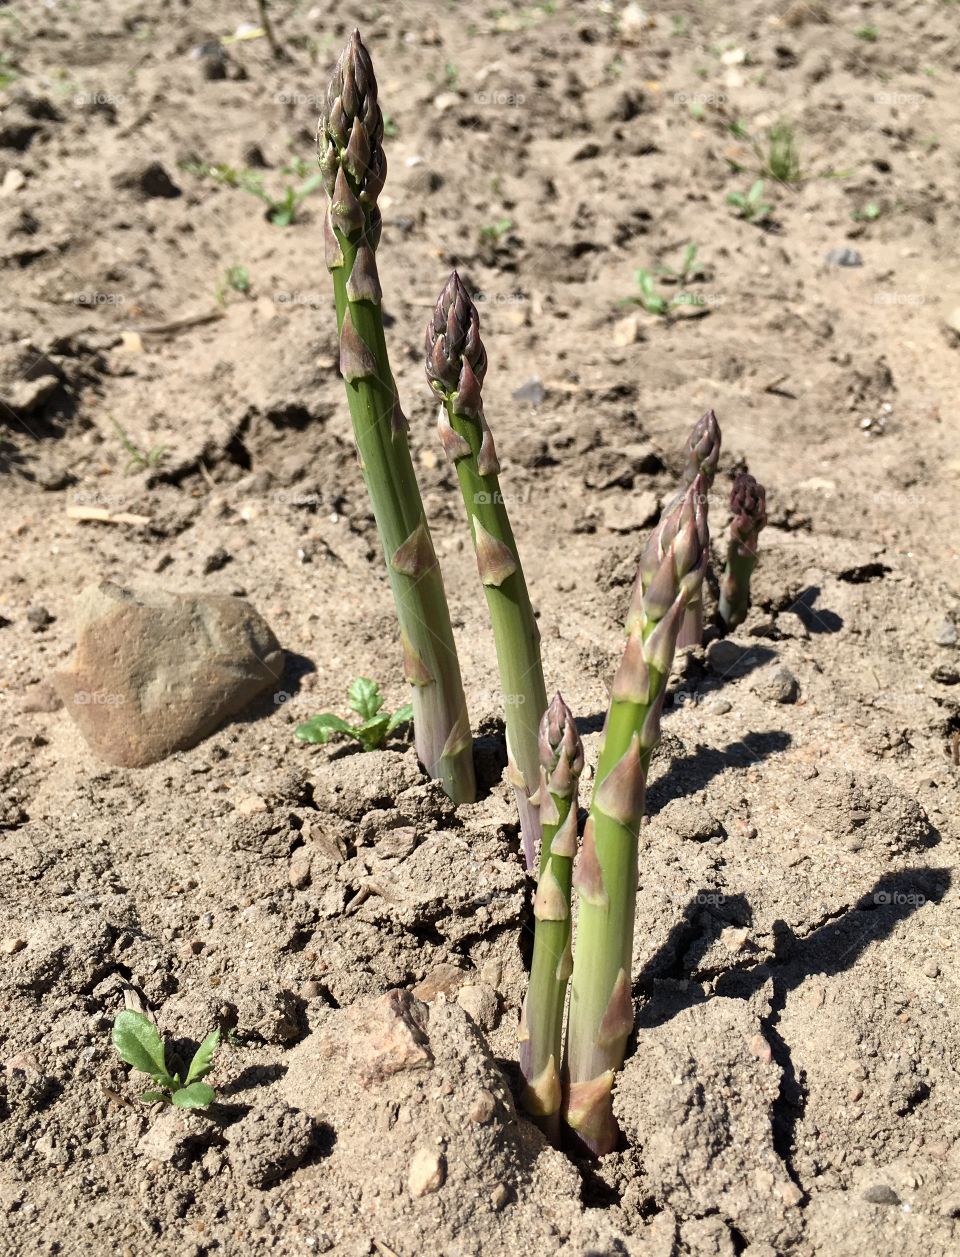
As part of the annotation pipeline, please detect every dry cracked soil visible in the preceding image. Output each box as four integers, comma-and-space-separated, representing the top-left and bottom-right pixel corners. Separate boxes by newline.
1, 1, 959, 1255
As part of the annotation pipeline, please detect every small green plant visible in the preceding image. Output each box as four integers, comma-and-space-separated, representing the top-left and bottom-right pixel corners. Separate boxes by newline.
479, 217, 514, 243
763, 122, 802, 183
182, 161, 323, 226
112, 1011, 220, 1108
855, 24, 878, 41
110, 417, 166, 474
727, 178, 772, 221
444, 61, 459, 87
296, 678, 413, 751
853, 201, 881, 221
216, 264, 251, 304
0, 54, 17, 89
622, 245, 704, 316
382, 113, 398, 137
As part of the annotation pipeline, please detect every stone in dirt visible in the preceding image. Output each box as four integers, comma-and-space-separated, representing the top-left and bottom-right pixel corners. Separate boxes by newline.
53, 582, 284, 767
227, 1103, 315, 1188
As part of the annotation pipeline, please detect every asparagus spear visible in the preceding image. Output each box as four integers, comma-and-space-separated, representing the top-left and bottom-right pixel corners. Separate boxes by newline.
676, 409, 722, 650
317, 32, 475, 803
519, 693, 584, 1140
563, 474, 710, 1155
718, 472, 767, 630
681, 408, 722, 490
425, 273, 548, 866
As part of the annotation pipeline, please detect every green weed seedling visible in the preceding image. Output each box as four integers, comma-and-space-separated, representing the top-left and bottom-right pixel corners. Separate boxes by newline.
623, 245, 706, 316
727, 179, 772, 221
763, 122, 802, 183
296, 678, 413, 751
479, 217, 514, 244
183, 160, 323, 226
112, 1011, 220, 1109
110, 417, 166, 474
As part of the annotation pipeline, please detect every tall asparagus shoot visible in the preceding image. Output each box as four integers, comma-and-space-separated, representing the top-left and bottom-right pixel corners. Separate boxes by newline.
519, 694, 584, 1140
718, 472, 767, 630
563, 474, 710, 1155
676, 409, 721, 650
425, 273, 548, 866
317, 32, 475, 803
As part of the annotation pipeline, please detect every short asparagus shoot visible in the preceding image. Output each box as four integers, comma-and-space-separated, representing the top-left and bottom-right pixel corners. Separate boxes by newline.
676, 409, 722, 649
425, 273, 548, 867
519, 694, 584, 1140
563, 474, 710, 1155
718, 472, 767, 630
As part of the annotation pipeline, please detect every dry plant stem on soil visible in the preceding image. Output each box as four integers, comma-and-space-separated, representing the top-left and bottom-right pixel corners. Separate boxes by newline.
718, 471, 767, 631
676, 409, 721, 650
317, 32, 475, 804
518, 694, 584, 1139
563, 474, 710, 1155
425, 273, 548, 866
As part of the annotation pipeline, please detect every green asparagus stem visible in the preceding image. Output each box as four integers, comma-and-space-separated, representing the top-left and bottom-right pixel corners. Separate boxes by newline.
718, 472, 767, 630
317, 32, 475, 803
676, 409, 721, 649
563, 474, 710, 1155
519, 693, 584, 1140
425, 273, 547, 866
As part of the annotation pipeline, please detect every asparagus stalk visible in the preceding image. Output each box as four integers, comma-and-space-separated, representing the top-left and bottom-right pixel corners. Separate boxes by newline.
676, 409, 721, 650
718, 472, 767, 630
519, 693, 584, 1140
425, 273, 548, 866
317, 32, 475, 804
563, 474, 710, 1155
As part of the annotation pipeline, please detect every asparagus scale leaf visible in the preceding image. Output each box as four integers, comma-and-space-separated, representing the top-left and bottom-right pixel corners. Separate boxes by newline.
519, 693, 584, 1140
563, 473, 711, 1155
317, 31, 476, 804
425, 272, 548, 867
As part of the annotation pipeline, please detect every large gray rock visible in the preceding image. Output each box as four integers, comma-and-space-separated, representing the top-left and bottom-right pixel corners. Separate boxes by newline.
54, 582, 284, 766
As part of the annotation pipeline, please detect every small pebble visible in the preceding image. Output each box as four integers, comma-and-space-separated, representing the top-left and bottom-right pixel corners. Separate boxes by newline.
863, 1184, 900, 1206
923, 960, 940, 978
512, 378, 546, 406
491, 1183, 510, 1211
301, 980, 323, 999
468, 1090, 497, 1124
825, 247, 863, 267
408, 1148, 445, 1197
781, 1182, 803, 1206
1, 939, 26, 955
707, 699, 732, 715
26, 606, 54, 632
933, 619, 957, 647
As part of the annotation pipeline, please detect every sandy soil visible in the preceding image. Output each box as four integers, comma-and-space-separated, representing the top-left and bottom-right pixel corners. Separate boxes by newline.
1, 1, 959, 1254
